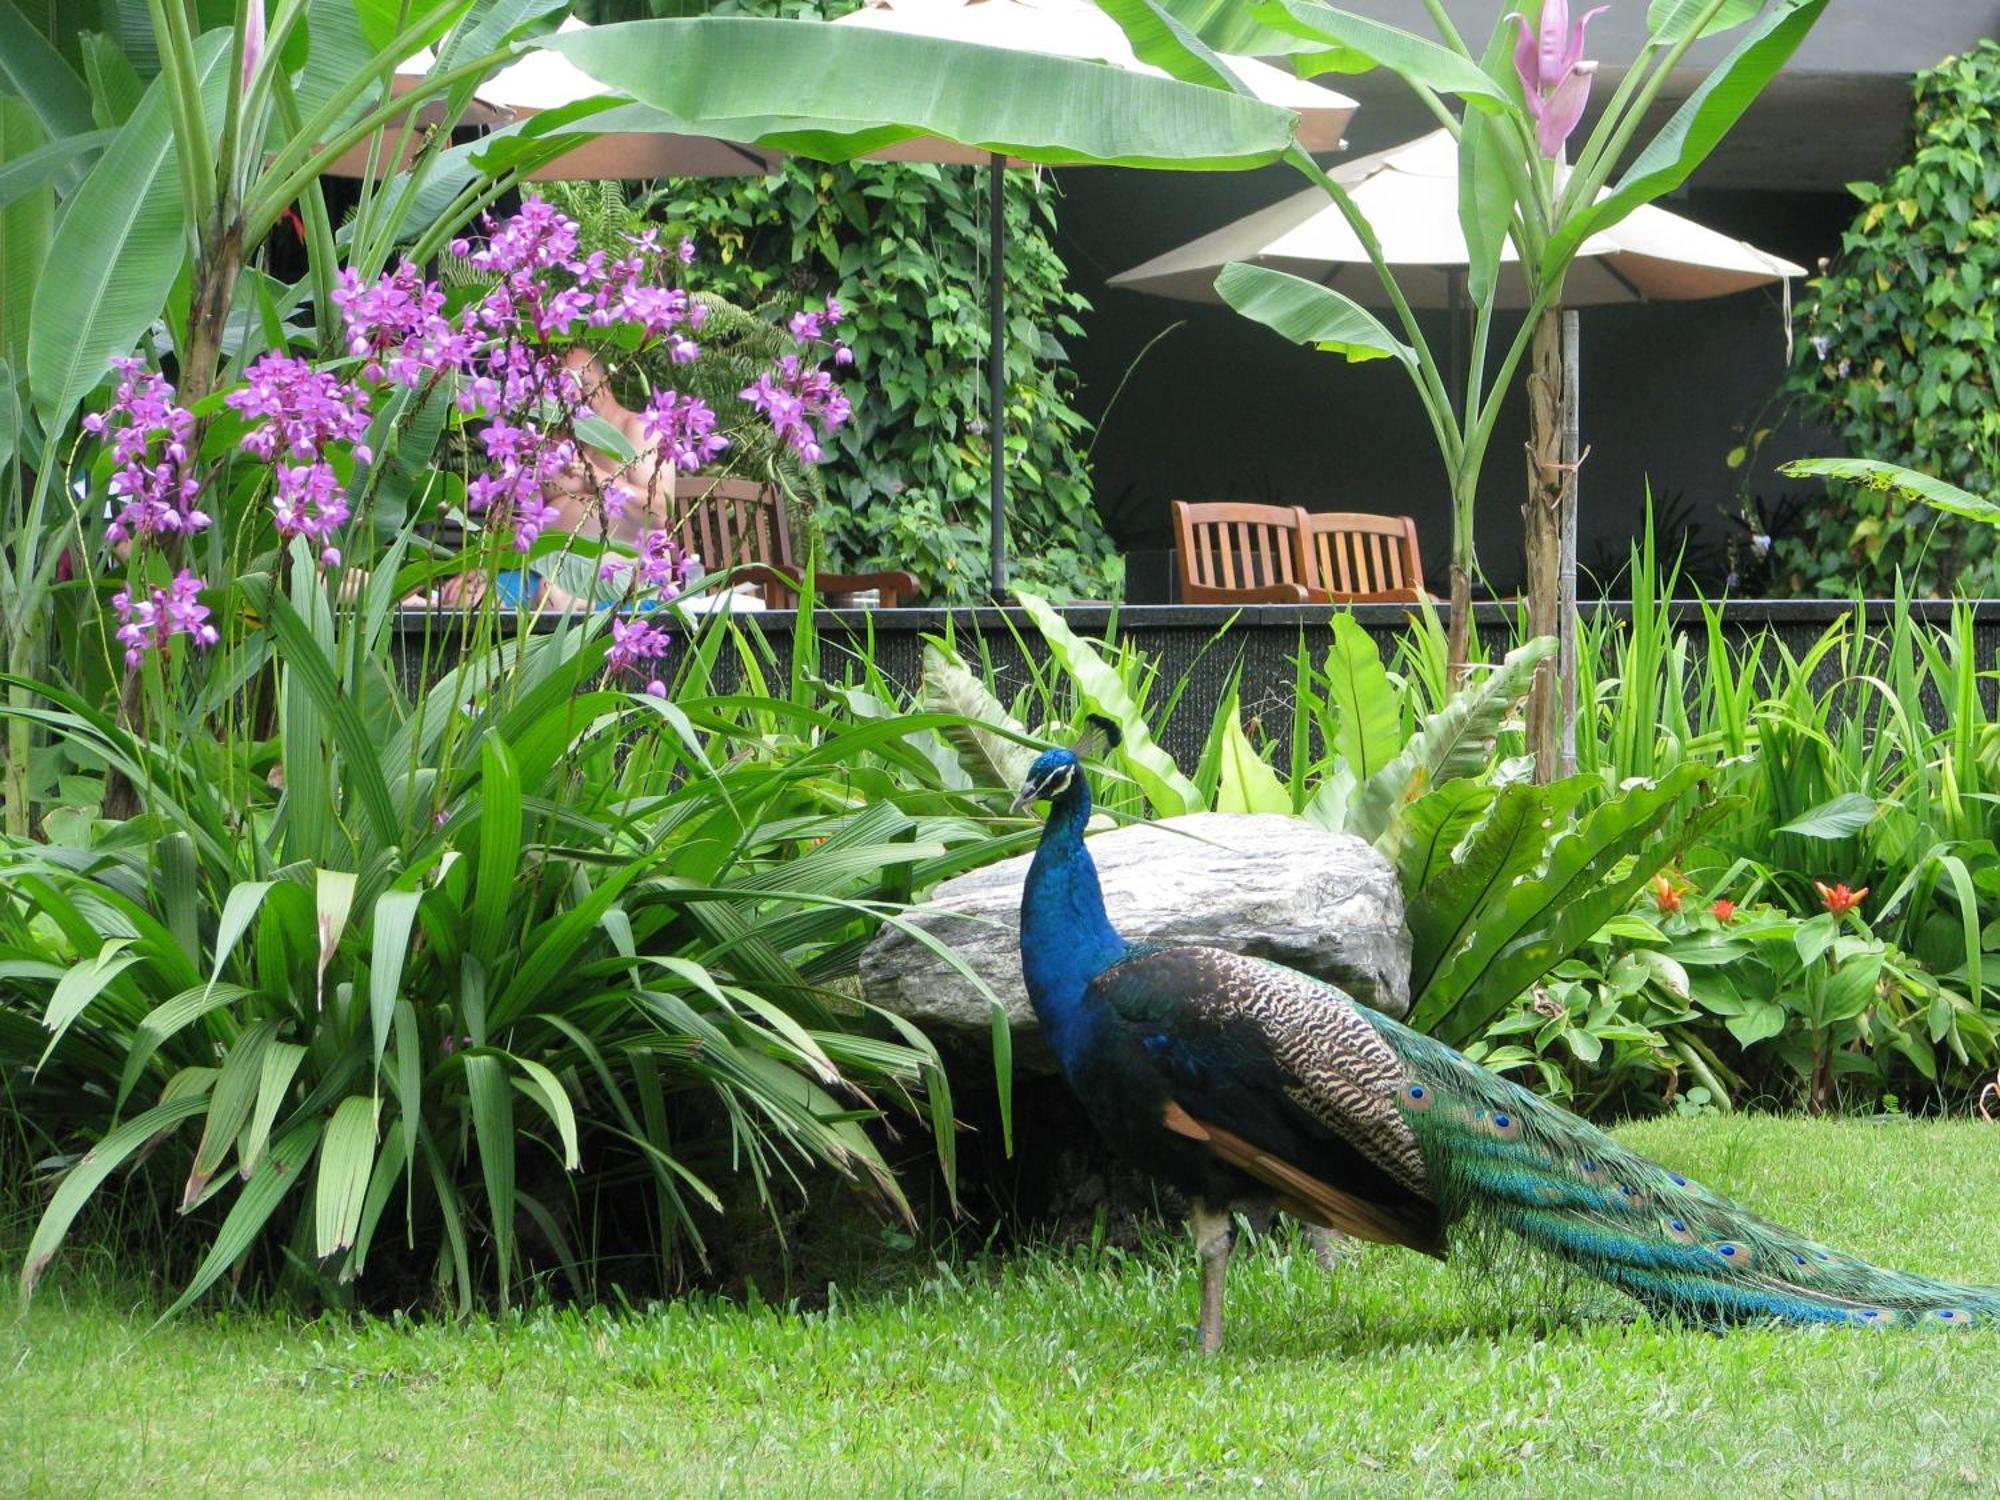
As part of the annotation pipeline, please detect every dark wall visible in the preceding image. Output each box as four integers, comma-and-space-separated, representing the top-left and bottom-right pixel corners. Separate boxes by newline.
1050, 165, 1856, 598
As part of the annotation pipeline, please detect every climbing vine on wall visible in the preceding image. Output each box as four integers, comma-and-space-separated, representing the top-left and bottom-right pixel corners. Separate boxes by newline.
654, 159, 1112, 603
1785, 42, 2000, 596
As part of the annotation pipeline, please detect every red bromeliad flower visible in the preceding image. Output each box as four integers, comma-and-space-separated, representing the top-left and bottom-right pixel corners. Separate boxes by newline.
1651, 874, 1683, 915
1815, 881, 1869, 917
1710, 898, 1736, 923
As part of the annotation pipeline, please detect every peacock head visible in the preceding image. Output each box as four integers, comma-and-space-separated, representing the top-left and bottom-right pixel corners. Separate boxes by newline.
1010, 748, 1083, 813
1010, 716, 1121, 814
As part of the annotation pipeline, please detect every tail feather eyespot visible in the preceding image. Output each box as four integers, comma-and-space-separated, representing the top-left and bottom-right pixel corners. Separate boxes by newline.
1399, 1081, 1435, 1113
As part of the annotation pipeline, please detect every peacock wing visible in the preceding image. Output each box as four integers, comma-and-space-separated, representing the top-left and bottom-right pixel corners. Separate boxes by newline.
1088, 946, 1442, 1253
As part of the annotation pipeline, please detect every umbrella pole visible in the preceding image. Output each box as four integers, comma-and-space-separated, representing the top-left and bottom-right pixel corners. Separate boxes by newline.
988, 154, 1008, 601
1558, 308, 1580, 778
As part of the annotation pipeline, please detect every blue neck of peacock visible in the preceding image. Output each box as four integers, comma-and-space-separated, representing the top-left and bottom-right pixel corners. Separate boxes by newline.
1020, 778, 1126, 1076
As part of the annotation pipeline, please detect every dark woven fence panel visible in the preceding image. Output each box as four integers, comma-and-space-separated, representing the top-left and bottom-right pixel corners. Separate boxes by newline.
392, 601, 2000, 774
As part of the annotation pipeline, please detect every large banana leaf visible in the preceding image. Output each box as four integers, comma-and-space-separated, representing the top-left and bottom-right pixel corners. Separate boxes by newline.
1250, 0, 1511, 107
26, 32, 229, 430
1648, 0, 1765, 42
0, 0, 94, 145
1215, 262, 1413, 367
545, 17, 1298, 169
1125, 0, 1320, 58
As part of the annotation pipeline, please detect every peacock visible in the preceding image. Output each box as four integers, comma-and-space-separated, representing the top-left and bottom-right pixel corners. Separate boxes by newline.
1012, 732, 2000, 1351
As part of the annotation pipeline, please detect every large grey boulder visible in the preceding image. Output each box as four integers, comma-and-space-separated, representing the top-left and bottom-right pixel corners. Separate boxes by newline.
860, 812, 1410, 1075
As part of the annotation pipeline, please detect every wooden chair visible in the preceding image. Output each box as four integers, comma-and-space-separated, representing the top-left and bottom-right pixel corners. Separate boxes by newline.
1169, 500, 1313, 603
1292, 511, 1428, 603
671, 475, 919, 607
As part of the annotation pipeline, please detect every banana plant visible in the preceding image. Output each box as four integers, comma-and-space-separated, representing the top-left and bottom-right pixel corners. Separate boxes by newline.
1098, 0, 1830, 747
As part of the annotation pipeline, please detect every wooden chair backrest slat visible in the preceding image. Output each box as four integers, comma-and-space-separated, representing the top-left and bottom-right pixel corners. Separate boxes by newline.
670, 474, 796, 605
1294, 510, 1425, 603
1171, 501, 1305, 602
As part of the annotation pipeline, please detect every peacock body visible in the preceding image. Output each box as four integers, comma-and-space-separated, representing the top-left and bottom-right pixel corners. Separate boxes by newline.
1012, 743, 2000, 1349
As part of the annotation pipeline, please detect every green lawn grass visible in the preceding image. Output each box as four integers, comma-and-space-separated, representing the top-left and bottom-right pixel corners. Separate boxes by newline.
4, 1115, 1999, 1498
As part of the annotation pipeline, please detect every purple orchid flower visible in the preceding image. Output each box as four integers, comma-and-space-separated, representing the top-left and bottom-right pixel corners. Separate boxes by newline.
1509, 1, 1608, 158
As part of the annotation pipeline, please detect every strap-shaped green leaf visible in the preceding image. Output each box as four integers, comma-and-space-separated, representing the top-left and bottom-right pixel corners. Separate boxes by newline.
1216, 262, 1414, 367
1015, 589, 1200, 817
314, 1093, 380, 1257
463, 1052, 516, 1305
159, 1121, 320, 1321
20, 1092, 209, 1297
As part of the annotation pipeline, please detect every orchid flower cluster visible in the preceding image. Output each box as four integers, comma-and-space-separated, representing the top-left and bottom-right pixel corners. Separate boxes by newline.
84, 360, 218, 671
86, 359, 208, 547
1509, 1, 1606, 158
111, 569, 218, 671
226, 350, 373, 568
332, 198, 722, 556
745, 297, 855, 465
86, 196, 855, 675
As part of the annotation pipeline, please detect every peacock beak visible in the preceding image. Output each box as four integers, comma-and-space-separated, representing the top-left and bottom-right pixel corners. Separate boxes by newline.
1009, 781, 1039, 814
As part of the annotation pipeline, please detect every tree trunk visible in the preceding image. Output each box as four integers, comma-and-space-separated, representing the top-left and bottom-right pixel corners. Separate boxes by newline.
1446, 556, 1473, 686
1522, 309, 1567, 782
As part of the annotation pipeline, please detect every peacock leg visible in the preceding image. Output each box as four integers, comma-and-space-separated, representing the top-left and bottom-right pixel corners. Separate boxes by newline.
1191, 1199, 1236, 1354
1306, 1225, 1359, 1272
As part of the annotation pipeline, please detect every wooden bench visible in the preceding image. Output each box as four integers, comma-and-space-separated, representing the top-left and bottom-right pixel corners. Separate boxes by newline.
1171, 500, 1428, 604
673, 475, 919, 608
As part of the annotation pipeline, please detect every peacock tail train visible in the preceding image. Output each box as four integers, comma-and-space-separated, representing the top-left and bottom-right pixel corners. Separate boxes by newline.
1370, 1005, 2000, 1329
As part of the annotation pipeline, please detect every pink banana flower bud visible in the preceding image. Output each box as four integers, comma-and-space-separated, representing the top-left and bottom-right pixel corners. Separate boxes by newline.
1509, 2, 1608, 158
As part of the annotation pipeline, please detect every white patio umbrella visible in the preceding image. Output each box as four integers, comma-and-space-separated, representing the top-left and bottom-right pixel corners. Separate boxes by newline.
324, 17, 779, 181
830, 0, 1357, 594
1108, 129, 1804, 308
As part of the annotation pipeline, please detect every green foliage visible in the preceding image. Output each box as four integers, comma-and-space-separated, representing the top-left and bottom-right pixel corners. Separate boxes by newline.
1474, 886, 1987, 1118
0, 598, 1014, 1314
1406, 765, 1734, 1046
1785, 41, 2000, 596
